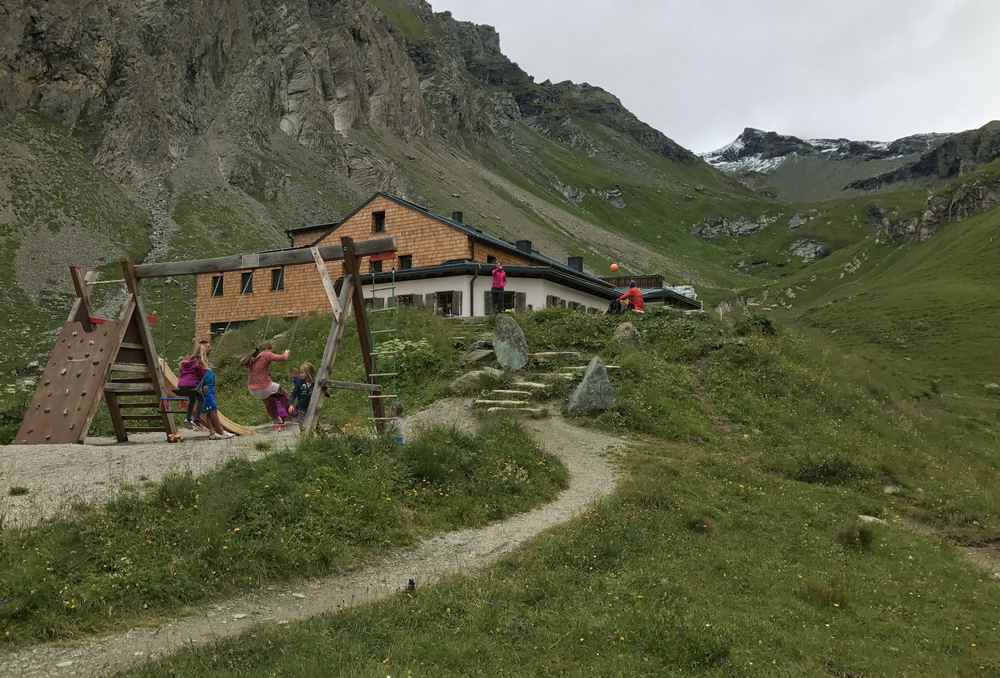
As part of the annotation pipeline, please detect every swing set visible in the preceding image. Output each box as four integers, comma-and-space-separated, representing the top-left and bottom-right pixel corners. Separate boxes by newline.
14, 235, 396, 445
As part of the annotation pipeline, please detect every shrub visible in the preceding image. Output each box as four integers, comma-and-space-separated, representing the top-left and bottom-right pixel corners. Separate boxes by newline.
792, 454, 875, 486
799, 578, 849, 609
835, 520, 877, 551
734, 313, 778, 337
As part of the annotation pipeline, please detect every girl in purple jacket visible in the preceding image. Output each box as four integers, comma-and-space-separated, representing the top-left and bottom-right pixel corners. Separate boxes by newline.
176, 340, 208, 429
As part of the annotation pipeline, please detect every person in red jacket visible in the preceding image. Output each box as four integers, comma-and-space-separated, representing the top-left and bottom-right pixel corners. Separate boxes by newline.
491, 262, 507, 314
618, 281, 645, 314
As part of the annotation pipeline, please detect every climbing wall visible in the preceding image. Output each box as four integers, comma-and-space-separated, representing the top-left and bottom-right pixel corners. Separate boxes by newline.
14, 319, 121, 444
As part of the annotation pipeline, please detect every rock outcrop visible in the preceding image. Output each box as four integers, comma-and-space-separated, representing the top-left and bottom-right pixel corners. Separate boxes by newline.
789, 239, 830, 263
692, 214, 778, 240
493, 315, 529, 371
568, 357, 616, 414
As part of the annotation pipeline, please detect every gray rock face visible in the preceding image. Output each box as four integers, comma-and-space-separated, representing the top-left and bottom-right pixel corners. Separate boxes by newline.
613, 322, 641, 348
692, 214, 778, 240
568, 357, 616, 414
789, 239, 830, 263
450, 368, 503, 395
493, 316, 529, 371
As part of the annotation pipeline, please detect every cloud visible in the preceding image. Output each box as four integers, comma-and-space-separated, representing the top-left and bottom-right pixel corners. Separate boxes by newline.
440, 0, 1000, 151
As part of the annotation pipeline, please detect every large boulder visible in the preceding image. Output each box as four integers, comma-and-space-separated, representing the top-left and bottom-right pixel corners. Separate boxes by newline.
613, 321, 641, 348
450, 368, 504, 395
494, 315, 529, 371
568, 357, 616, 414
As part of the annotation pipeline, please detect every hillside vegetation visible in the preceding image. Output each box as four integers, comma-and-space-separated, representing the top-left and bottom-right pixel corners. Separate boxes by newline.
125, 309, 1000, 676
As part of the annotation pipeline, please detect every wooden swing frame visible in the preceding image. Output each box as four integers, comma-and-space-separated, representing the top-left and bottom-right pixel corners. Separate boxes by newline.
15, 235, 395, 444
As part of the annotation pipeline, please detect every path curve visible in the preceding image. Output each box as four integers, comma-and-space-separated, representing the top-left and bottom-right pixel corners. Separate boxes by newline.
0, 414, 623, 677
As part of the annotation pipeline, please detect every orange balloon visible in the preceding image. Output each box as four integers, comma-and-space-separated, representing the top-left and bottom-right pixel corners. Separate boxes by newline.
610, 263, 620, 273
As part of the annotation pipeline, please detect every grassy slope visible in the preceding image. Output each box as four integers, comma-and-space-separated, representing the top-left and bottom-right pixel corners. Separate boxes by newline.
124, 310, 1000, 677
478, 122, 776, 286
0, 418, 567, 646
0, 114, 151, 389
758, 154, 918, 203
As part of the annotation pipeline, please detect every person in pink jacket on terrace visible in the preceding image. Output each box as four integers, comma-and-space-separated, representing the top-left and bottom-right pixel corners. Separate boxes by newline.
242, 342, 291, 430
491, 262, 507, 314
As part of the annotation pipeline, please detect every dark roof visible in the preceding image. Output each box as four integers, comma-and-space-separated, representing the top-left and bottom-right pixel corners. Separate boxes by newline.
289, 192, 614, 289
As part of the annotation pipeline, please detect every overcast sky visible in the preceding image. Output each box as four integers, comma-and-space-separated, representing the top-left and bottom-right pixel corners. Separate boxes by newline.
440, 0, 1000, 152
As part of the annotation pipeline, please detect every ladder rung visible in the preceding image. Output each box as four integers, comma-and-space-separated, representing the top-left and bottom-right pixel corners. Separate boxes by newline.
122, 414, 166, 421
369, 417, 401, 422
369, 373, 399, 378
371, 329, 397, 335
105, 383, 156, 394
120, 342, 145, 351
369, 394, 398, 400
117, 402, 161, 409
371, 307, 399, 313
370, 286, 397, 292
371, 351, 400, 356
125, 427, 169, 433
111, 363, 150, 374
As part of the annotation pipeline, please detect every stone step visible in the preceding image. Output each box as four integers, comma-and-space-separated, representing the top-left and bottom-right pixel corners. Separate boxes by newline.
491, 389, 535, 398
485, 407, 548, 419
512, 381, 549, 391
474, 399, 531, 408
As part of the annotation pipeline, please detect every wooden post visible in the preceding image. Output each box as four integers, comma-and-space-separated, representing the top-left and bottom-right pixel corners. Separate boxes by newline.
301, 276, 355, 435
311, 246, 343, 322
341, 236, 386, 429
121, 259, 177, 439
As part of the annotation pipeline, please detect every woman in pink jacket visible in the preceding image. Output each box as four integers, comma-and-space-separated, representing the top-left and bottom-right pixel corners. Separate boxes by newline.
491, 262, 507, 314
242, 342, 291, 429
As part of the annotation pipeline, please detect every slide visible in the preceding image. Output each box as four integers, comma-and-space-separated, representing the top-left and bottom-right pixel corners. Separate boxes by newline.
159, 359, 256, 437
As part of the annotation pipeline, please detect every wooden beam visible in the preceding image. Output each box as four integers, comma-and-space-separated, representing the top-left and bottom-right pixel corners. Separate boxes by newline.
342, 236, 387, 430
311, 247, 343, 322
68, 266, 95, 330
133, 237, 396, 279
301, 276, 356, 436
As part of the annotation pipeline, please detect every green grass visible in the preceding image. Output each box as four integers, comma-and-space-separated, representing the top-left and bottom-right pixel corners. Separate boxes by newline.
0, 113, 151, 389
120, 310, 1000, 677
369, 0, 430, 42
0, 418, 567, 646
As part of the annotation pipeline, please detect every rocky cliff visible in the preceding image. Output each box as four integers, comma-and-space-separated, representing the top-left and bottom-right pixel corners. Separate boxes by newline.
846, 121, 1000, 191
0, 0, 760, 377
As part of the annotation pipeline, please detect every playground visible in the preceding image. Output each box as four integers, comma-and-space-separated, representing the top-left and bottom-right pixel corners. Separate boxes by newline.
13, 235, 398, 448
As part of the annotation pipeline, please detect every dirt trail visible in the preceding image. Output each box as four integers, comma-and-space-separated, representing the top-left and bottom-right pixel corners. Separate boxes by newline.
0, 413, 623, 677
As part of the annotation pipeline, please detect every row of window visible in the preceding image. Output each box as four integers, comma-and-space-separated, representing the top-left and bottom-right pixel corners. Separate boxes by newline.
209, 257, 417, 298
211, 269, 285, 297
546, 295, 601, 314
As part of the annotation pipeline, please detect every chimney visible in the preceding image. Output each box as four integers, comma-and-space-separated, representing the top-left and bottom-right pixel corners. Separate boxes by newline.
452, 211, 463, 223
567, 256, 584, 272
515, 239, 532, 253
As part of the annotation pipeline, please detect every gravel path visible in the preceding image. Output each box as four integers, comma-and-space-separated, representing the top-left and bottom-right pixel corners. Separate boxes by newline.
0, 412, 623, 678
0, 429, 297, 529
